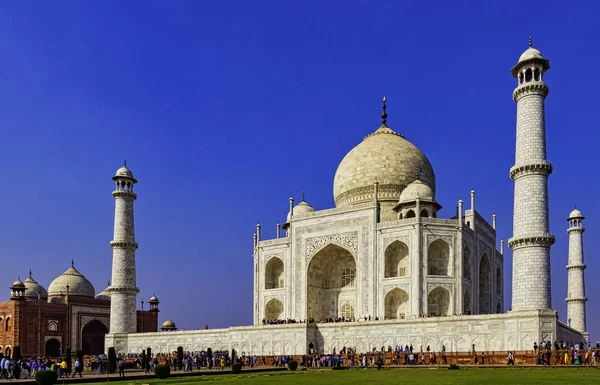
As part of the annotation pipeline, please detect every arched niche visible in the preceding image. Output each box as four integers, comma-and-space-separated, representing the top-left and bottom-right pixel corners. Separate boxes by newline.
496, 267, 502, 295
463, 290, 471, 315
81, 320, 108, 355
384, 241, 409, 278
265, 257, 284, 289
384, 288, 409, 319
428, 239, 451, 276
265, 298, 284, 320
428, 286, 451, 316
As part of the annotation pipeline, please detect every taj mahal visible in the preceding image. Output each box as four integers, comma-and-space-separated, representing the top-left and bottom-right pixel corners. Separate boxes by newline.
104, 40, 590, 355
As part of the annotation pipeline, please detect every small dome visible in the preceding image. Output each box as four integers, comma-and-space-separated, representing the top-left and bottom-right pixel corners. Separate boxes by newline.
518, 47, 543, 62
399, 179, 435, 204
48, 264, 96, 298
12, 279, 25, 288
149, 295, 159, 303
162, 319, 176, 330
115, 165, 134, 179
286, 200, 315, 222
24, 273, 48, 300
569, 208, 584, 220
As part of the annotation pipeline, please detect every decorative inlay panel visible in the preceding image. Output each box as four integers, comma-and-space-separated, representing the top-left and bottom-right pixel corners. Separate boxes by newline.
305, 232, 358, 261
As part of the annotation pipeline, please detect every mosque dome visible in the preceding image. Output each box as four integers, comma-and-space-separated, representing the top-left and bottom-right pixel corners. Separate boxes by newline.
286, 199, 315, 222
48, 263, 96, 298
115, 165, 134, 179
333, 101, 435, 209
95, 284, 111, 301
12, 279, 25, 288
161, 319, 176, 330
149, 295, 159, 303
569, 208, 584, 220
399, 179, 436, 204
23, 272, 48, 300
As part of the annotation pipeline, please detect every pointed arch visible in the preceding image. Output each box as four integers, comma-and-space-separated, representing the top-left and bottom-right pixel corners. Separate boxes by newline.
428, 286, 451, 316
406, 210, 416, 218
307, 244, 356, 321
384, 241, 409, 278
384, 288, 409, 319
265, 298, 284, 320
265, 257, 284, 289
428, 239, 450, 276
479, 254, 491, 314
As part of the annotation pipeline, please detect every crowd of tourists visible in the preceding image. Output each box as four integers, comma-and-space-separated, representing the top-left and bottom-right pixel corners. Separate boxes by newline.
0, 356, 83, 380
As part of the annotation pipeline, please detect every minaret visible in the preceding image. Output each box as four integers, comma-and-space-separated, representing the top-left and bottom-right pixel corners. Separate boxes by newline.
566, 208, 587, 337
508, 38, 554, 311
108, 160, 139, 333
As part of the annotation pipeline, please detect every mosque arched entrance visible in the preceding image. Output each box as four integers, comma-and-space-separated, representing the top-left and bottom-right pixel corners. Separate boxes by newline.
264, 299, 284, 321
81, 320, 108, 355
428, 287, 451, 316
45, 338, 61, 357
307, 244, 356, 321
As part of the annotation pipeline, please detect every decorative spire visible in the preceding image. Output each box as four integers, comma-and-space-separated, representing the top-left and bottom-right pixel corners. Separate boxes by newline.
381, 96, 388, 126
71, 259, 75, 268
301, 191, 305, 202
124, 158, 127, 167
29, 269, 32, 278
528, 36, 532, 48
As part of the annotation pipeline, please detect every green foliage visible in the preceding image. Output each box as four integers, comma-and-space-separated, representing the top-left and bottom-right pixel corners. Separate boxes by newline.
154, 364, 170, 379
108, 347, 117, 374
177, 346, 184, 370
35, 370, 58, 385
287, 359, 298, 371
232, 361, 243, 374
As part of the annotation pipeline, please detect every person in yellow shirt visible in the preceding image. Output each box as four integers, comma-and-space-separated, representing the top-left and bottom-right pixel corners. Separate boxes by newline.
220, 358, 225, 370
59, 360, 68, 378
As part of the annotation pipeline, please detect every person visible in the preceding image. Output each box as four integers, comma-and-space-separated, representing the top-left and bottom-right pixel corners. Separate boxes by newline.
74, 358, 82, 377
118, 358, 125, 377
59, 359, 68, 378
507, 351, 514, 365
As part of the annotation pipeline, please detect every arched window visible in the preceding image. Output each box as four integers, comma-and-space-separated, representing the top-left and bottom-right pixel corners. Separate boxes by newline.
519, 72, 524, 84
264, 299, 284, 321
384, 288, 409, 319
534, 68, 540, 81
428, 239, 451, 276
525, 68, 532, 82
341, 268, 355, 287
405, 210, 416, 218
428, 287, 451, 316
341, 303, 354, 319
48, 321, 59, 332
420, 209, 429, 218
5, 317, 11, 331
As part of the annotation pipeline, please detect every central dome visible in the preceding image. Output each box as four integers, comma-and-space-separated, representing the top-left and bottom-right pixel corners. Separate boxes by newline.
333, 120, 435, 221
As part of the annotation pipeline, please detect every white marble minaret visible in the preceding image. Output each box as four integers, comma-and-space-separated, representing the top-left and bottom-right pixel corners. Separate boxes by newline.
566, 208, 588, 338
108, 161, 139, 333
508, 38, 555, 311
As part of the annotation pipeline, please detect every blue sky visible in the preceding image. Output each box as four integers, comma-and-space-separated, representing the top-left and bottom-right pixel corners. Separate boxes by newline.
0, 1, 598, 342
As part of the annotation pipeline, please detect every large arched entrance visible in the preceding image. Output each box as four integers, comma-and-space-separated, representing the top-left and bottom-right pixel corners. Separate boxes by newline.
384, 288, 409, 319
479, 255, 491, 314
428, 239, 450, 276
307, 244, 356, 321
45, 339, 61, 357
428, 287, 451, 316
81, 320, 108, 355
463, 290, 471, 314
